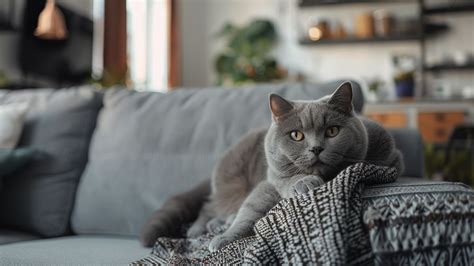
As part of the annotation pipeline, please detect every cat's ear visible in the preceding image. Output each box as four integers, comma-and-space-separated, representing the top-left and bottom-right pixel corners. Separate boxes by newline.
269, 94, 294, 119
328, 82, 353, 114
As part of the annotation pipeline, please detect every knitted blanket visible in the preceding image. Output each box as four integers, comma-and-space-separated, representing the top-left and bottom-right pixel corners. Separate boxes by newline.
132, 163, 474, 265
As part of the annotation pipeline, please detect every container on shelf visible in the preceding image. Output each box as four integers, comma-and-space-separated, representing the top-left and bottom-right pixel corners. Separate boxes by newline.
374, 10, 394, 37
395, 77, 415, 98
355, 12, 375, 38
308, 19, 331, 41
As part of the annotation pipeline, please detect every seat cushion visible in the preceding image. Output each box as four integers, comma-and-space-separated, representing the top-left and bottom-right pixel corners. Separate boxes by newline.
0, 229, 40, 245
0, 235, 149, 265
0, 87, 103, 237
71, 81, 363, 236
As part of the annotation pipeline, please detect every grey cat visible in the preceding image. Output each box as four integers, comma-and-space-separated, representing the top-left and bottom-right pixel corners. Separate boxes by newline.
140, 82, 404, 251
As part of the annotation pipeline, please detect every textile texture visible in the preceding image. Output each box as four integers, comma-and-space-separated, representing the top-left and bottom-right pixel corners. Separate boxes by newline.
133, 163, 473, 265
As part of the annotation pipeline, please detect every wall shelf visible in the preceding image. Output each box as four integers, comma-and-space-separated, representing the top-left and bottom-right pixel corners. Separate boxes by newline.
424, 3, 474, 15
424, 64, 474, 72
299, 0, 413, 7
300, 34, 421, 45
297, 0, 474, 98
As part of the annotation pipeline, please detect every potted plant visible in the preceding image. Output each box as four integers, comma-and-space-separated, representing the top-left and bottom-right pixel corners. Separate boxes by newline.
424, 144, 473, 186
392, 55, 416, 98
394, 71, 415, 98
214, 19, 286, 86
365, 77, 385, 102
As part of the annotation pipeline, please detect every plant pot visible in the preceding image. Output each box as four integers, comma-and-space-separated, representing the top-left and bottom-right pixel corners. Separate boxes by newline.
395, 78, 414, 98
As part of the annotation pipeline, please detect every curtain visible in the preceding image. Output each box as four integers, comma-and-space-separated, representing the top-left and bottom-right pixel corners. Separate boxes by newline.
103, 0, 127, 86
127, 0, 181, 91
168, 0, 181, 89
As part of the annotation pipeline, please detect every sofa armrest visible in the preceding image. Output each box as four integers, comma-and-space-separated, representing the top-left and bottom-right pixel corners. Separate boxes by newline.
387, 128, 424, 178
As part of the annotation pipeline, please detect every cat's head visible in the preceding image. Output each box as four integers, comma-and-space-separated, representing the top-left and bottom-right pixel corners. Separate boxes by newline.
265, 82, 368, 180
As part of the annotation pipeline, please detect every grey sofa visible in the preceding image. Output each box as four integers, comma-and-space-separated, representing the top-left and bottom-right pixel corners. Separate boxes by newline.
0, 81, 431, 265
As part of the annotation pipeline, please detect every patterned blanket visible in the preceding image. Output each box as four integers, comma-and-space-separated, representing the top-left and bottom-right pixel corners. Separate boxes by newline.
132, 163, 474, 265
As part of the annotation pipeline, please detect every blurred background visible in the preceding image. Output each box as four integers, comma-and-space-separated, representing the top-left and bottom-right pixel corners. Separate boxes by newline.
0, 0, 472, 184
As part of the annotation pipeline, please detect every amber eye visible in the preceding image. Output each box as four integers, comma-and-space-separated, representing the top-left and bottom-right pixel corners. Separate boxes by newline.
290, 130, 304, 141
325, 126, 340, 138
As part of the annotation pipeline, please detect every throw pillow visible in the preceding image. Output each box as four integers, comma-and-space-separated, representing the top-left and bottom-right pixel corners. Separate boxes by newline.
0, 103, 29, 149
0, 87, 103, 238
0, 148, 37, 190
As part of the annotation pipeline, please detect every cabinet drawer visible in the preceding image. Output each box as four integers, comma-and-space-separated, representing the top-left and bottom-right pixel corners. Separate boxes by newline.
418, 111, 465, 127
417, 111, 464, 143
366, 112, 407, 128
419, 125, 453, 143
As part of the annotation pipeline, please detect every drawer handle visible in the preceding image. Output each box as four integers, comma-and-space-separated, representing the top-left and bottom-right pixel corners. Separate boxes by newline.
434, 113, 446, 122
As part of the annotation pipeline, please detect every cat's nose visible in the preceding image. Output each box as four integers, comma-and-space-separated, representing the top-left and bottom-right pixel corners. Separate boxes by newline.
310, 147, 324, 155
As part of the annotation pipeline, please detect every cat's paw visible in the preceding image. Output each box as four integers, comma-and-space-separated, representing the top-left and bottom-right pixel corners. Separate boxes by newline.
208, 234, 233, 252
186, 223, 207, 238
292, 175, 324, 196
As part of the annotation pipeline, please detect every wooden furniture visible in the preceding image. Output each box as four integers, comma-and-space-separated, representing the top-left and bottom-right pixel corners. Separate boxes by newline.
417, 111, 465, 143
366, 112, 407, 128
365, 101, 472, 143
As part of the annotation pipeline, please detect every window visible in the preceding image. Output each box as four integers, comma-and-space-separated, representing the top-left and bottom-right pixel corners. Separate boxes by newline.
127, 0, 169, 92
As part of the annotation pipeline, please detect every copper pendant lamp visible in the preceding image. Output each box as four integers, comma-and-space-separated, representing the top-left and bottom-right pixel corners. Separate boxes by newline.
34, 0, 68, 40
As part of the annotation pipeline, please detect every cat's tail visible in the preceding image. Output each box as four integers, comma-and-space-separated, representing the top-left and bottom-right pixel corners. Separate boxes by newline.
139, 179, 211, 247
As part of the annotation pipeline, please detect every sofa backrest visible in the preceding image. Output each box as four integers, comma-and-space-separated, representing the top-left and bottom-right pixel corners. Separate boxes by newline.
388, 128, 424, 178
71, 81, 363, 236
0, 87, 103, 237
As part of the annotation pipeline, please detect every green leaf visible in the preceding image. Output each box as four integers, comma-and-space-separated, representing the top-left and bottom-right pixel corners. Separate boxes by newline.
213, 19, 283, 85
215, 23, 238, 38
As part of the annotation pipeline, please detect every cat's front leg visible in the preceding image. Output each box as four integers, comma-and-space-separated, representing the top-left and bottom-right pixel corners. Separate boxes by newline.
291, 175, 324, 196
208, 181, 280, 252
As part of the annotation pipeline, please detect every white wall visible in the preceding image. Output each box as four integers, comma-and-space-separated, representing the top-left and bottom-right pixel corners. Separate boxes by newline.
179, 0, 474, 98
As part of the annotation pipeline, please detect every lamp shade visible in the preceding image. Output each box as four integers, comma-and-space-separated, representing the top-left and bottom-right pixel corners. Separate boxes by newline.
34, 0, 68, 40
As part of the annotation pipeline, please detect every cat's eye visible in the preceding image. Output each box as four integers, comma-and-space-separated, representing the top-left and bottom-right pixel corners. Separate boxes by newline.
289, 130, 304, 141
325, 126, 340, 138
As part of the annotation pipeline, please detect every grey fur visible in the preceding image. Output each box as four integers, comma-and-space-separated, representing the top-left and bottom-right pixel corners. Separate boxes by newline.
140, 180, 210, 246
140, 82, 404, 250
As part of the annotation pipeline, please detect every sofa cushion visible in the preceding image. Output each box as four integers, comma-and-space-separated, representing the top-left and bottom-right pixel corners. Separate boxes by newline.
0, 102, 29, 148
0, 229, 40, 245
0, 148, 37, 190
72, 81, 362, 236
0, 87, 102, 237
0, 235, 149, 265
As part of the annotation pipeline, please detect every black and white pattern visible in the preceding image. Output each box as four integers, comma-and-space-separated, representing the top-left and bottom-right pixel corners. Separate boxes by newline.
132, 163, 474, 265
363, 182, 474, 265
